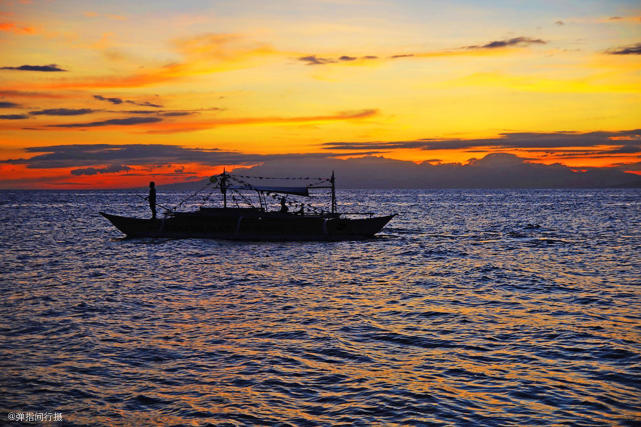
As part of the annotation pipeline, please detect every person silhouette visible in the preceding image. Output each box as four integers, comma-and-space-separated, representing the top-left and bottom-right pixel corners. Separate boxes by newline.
279, 196, 288, 213
148, 181, 157, 219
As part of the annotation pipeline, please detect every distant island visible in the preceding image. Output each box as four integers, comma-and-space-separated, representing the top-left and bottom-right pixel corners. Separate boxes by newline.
157, 154, 641, 191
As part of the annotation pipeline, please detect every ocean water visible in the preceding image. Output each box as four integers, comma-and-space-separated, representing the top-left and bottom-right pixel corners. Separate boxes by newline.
1, 189, 640, 426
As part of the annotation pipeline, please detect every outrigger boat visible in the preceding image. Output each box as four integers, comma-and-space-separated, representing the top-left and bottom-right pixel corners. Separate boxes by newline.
100, 171, 394, 241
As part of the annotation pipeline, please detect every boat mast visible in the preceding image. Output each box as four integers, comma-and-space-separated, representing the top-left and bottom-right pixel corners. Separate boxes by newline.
221, 169, 228, 208
331, 171, 336, 214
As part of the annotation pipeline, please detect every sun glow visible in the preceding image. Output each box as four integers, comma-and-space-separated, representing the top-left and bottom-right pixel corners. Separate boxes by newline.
0, 0, 639, 188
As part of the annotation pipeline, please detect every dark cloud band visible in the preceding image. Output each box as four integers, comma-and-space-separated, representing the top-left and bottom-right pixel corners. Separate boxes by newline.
50, 117, 163, 128
0, 114, 29, 119
2, 144, 329, 169
30, 108, 95, 116
0, 64, 66, 72
71, 164, 131, 176
323, 130, 641, 154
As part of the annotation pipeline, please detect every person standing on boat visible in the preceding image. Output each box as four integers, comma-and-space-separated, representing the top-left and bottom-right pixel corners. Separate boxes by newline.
148, 181, 157, 219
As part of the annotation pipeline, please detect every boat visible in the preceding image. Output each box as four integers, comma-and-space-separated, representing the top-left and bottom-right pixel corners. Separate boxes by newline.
100, 171, 395, 241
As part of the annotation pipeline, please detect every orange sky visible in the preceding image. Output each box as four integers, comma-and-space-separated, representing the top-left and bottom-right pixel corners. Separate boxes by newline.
0, 0, 640, 188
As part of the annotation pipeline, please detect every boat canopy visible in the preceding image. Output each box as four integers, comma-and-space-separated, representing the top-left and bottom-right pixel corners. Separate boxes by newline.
227, 185, 309, 196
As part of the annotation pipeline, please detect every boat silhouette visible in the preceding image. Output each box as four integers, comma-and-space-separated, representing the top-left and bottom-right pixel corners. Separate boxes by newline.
100, 171, 394, 241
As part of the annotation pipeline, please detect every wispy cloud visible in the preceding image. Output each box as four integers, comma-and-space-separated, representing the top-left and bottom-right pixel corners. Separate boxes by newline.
298, 54, 380, 65
601, 15, 641, 23
607, 42, 641, 55
463, 37, 546, 49
71, 164, 131, 176
0, 64, 66, 72
323, 130, 641, 158
29, 108, 95, 116
94, 95, 163, 107
298, 36, 547, 66
0, 114, 29, 119
0, 90, 66, 99
113, 109, 211, 117
143, 108, 379, 134
14, 108, 374, 133
0, 102, 20, 108
49, 117, 163, 128
298, 55, 336, 65
0, 21, 36, 35
17, 33, 278, 90
93, 95, 124, 105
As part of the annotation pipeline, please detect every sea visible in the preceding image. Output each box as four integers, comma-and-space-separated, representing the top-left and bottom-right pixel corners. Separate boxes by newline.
1, 189, 640, 426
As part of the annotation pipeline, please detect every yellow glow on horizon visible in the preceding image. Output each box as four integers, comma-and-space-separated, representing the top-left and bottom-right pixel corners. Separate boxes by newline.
0, 1, 639, 188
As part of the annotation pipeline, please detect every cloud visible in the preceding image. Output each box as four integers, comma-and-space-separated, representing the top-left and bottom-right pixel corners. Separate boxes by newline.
94, 94, 163, 107
298, 36, 547, 66
17, 108, 374, 133
173, 32, 276, 63
132, 100, 162, 108
50, 117, 163, 128
0, 102, 20, 108
607, 42, 641, 55
0, 90, 65, 99
115, 109, 196, 117
0, 21, 36, 34
142, 108, 379, 133
94, 95, 123, 104
121, 110, 158, 115
298, 55, 336, 65
616, 161, 641, 171
2, 144, 331, 169
0, 64, 66, 72
298, 54, 383, 65
464, 37, 546, 49
0, 114, 29, 119
601, 15, 641, 23
14, 33, 276, 90
29, 108, 95, 116
555, 20, 565, 26
323, 130, 641, 155
71, 164, 131, 176
4, 144, 640, 188
158, 111, 193, 117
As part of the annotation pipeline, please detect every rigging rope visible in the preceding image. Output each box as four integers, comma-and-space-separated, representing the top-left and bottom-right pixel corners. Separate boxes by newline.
164, 172, 332, 214
231, 174, 330, 181
172, 181, 214, 212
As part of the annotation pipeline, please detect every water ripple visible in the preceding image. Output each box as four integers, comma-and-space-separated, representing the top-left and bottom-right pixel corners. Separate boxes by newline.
1, 189, 641, 425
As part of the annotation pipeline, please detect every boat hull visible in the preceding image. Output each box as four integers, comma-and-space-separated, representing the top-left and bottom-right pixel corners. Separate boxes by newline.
100, 211, 394, 241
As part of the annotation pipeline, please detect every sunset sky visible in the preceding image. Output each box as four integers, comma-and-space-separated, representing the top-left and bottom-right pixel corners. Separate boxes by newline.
0, 0, 640, 188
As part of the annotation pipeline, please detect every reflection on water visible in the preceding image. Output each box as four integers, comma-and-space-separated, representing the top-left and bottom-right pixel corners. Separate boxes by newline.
1, 189, 640, 425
